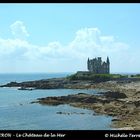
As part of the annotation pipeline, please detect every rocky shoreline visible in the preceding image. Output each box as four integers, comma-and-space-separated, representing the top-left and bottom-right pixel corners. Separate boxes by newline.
1, 76, 140, 130
31, 88, 140, 130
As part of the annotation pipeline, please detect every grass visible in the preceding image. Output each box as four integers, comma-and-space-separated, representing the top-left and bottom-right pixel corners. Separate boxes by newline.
130, 74, 140, 78
67, 72, 128, 82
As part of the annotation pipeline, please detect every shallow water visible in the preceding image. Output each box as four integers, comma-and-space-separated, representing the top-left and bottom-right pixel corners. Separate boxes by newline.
0, 73, 113, 130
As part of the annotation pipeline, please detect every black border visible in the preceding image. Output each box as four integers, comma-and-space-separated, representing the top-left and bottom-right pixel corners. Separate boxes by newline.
0, 0, 140, 3
1, 130, 140, 139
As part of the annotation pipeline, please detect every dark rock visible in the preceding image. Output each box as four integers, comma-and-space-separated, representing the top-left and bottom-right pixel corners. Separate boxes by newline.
134, 100, 140, 107
103, 91, 127, 99
112, 118, 121, 122
18, 87, 34, 90
77, 93, 88, 95
57, 112, 63, 114
135, 91, 140, 95
81, 96, 101, 103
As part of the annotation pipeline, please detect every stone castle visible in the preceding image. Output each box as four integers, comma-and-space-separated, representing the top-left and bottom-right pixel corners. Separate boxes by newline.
87, 57, 110, 74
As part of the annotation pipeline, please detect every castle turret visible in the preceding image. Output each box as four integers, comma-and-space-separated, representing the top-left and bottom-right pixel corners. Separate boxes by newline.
87, 58, 90, 71
107, 56, 110, 64
106, 56, 110, 74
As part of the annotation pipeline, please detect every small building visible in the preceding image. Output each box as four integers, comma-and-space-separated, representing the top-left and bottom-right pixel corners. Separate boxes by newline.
87, 57, 110, 74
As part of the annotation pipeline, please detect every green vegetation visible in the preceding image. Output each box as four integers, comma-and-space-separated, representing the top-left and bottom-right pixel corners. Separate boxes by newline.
67, 72, 128, 82
130, 74, 140, 78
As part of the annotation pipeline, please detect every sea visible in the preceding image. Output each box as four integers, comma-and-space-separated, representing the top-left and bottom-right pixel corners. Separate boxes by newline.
0, 73, 113, 130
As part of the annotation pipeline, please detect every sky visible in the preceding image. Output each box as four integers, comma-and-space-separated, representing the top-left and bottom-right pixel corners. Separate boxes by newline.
0, 3, 140, 73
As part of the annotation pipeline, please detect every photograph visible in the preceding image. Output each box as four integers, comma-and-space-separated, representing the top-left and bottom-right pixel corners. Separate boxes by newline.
0, 3, 140, 139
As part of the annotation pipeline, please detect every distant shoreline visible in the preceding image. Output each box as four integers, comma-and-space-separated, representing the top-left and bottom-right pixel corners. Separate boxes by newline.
1, 72, 140, 89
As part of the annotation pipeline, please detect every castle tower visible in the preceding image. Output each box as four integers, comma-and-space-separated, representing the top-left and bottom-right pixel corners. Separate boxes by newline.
106, 56, 110, 74
87, 58, 90, 71
97, 57, 102, 73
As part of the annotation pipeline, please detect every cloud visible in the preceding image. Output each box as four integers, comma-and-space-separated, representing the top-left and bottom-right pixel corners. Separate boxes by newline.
0, 38, 28, 54
10, 21, 29, 39
5, 26, 129, 61
68, 28, 128, 59
0, 24, 133, 72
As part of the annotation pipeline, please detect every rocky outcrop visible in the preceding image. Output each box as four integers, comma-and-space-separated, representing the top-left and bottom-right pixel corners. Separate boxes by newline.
32, 91, 127, 106
99, 91, 127, 99
31, 90, 140, 130
1, 76, 140, 91
0, 78, 67, 89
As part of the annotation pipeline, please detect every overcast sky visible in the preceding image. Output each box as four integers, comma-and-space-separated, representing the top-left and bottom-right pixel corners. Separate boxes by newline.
0, 3, 140, 73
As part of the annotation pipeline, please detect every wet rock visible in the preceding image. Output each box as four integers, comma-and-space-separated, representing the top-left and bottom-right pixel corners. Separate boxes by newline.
103, 91, 127, 99
134, 100, 140, 107
112, 118, 121, 122
56, 111, 86, 115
